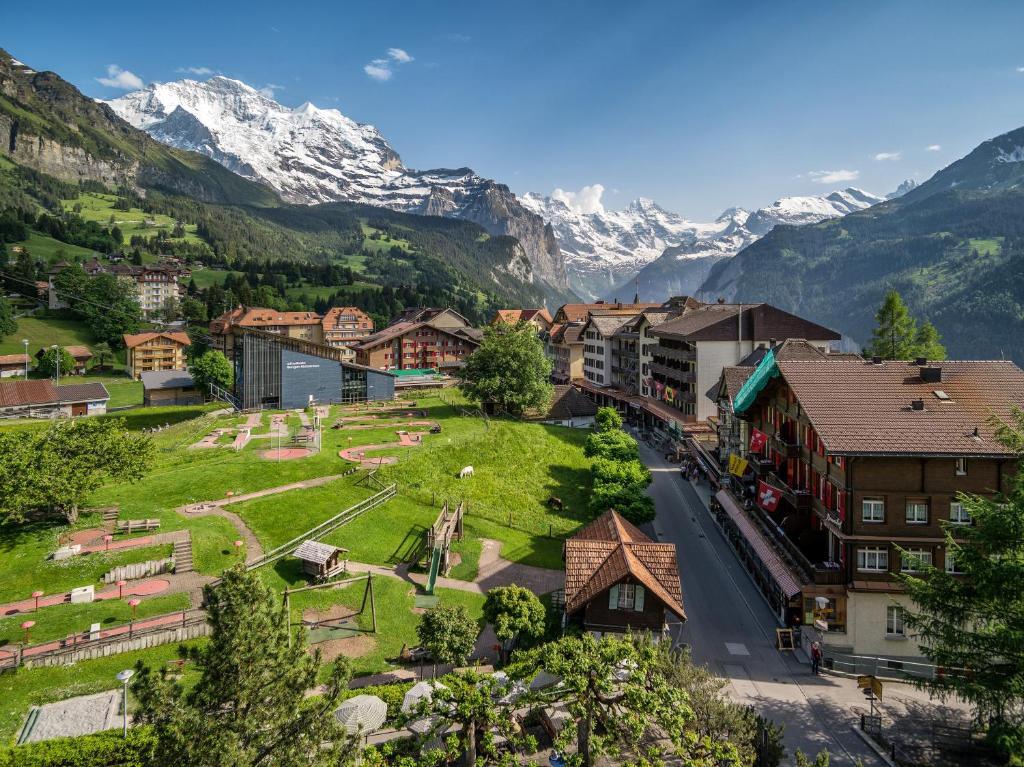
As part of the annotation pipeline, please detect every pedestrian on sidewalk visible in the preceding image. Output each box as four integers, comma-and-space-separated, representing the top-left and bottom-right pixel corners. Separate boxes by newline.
810, 641, 822, 675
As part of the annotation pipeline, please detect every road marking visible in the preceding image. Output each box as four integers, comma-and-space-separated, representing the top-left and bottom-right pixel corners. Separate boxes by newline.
726, 642, 750, 656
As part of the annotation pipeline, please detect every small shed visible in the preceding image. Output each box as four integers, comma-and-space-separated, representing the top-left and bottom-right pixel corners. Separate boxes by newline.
539, 384, 599, 428
293, 540, 347, 579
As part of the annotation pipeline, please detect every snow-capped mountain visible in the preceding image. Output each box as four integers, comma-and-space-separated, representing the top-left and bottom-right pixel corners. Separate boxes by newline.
106, 77, 567, 289
521, 187, 885, 300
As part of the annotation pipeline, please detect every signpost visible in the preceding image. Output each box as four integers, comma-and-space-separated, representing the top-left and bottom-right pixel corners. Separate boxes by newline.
775, 628, 795, 651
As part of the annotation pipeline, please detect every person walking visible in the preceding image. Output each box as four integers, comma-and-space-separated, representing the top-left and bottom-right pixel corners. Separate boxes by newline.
810, 641, 822, 675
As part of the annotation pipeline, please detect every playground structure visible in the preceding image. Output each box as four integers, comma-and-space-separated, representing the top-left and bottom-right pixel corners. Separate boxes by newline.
282, 573, 378, 647
424, 501, 465, 595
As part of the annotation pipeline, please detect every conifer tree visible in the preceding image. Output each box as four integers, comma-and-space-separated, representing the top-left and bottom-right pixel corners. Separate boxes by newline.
866, 290, 918, 360
132, 566, 356, 767
913, 320, 946, 360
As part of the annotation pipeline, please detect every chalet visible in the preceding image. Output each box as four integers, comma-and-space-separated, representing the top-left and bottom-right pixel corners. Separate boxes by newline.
491, 308, 554, 333
724, 354, 1024, 659
552, 302, 661, 325
123, 331, 191, 378
354, 309, 481, 371
0, 354, 29, 378
564, 510, 685, 637
538, 384, 599, 428
321, 307, 374, 360
0, 380, 108, 418
35, 345, 93, 375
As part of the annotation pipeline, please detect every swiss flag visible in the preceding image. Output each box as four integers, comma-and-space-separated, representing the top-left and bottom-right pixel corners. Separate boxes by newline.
749, 428, 768, 453
757, 480, 781, 511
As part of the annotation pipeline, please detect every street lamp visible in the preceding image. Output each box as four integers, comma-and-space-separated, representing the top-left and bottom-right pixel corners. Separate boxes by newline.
50, 344, 59, 386
21, 339, 28, 379
116, 669, 134, 737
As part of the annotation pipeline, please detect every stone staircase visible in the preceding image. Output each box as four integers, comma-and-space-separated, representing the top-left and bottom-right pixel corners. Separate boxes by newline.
172, 538, 193, 574
101, 506, 120, 533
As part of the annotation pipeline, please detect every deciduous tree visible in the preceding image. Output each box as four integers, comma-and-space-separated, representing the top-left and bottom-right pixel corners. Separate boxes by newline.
82, 273, 142, 344
461, 321, 552, 415
132, 566, 356, 767
417, 604, 479, 670
190, 350, 233, 393
482, 585, 546, 655
0, 296, 17, 338
0, 417, 154, 524
900, 409, 1024, 758
35, 346, 75, 379
583, 429, 639, 462
594, 406, 622, 432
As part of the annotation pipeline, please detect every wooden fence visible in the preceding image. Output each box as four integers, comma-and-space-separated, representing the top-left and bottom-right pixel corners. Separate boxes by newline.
103, 557, 175, 583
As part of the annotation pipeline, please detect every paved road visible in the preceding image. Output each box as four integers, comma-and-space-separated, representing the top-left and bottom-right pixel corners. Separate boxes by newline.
641, 442, 884, 766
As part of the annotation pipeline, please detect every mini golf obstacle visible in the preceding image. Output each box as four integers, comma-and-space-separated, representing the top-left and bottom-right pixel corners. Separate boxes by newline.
424, 501, 465, 595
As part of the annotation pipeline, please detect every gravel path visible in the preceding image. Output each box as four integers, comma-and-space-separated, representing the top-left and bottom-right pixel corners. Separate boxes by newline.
20, 690, 121, 743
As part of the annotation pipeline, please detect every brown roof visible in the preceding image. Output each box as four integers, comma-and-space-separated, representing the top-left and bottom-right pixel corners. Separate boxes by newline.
775, 358, 1024, 456
712, 366, 756, 401
56, 383, 109, 402
64, 346, 93, 360
493, 308, 553, 326
122, 331, 191, 348
652, 304, 840, 344
585, 314, 636, 337
0, 380, 59, 407
549, 322, 585, 345
210, 306, 322, 333
544, 385, 599, 420
0, 354, 30, 366
352, 320, 481, 352
322, 306, 373, 329
564, 510, 685, 620
556, 302, 661, 323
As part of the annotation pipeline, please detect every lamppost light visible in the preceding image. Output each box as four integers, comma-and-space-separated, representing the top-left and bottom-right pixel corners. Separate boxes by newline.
117, 669, 135, 683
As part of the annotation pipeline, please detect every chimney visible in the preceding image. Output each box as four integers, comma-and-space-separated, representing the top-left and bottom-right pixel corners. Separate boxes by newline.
911, 399, 925, 411
871, 355, 883, 365
920, 366, 942, 383
769, 338, 777, 347
914, 356, 927, 366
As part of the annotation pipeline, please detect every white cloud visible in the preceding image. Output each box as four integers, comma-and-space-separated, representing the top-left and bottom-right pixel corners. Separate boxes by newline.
258, 83, 284, 98
176, 66, 215, 76
808, 169, 859, 184
926, 144, 942, 152
96, 65, 144, 90
364, 48, 414, 82
873, 151, 902, 162
1017, 66, 1024, 73
551, 184, 606, 215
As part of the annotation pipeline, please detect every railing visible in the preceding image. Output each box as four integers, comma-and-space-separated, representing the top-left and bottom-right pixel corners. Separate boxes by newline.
768, 471, 813, 511
246, 484, 397, 570
651, 345, 695, 363
648, 362, 695, 382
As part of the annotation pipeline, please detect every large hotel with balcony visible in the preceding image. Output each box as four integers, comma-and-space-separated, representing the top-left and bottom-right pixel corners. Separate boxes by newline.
714, 352, 1023, 662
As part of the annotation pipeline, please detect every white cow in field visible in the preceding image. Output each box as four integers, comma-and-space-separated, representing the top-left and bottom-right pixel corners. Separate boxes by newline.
458, 465, 474, 479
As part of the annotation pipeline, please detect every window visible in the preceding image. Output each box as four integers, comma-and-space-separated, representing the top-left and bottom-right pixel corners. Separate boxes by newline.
945, 549, 965, 574
949, 502, 971, 525
901, 548, 933, 572
862, 498, 885, 523
906, 501, 929, 524
886, 605, 905, 637
955, 458, 968, 476
857, 546, 889, 572
617, 583, 636, 610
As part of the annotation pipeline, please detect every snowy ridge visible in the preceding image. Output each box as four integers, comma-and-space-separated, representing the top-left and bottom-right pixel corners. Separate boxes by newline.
105, 78, 567, 289
521, 186, 885, 300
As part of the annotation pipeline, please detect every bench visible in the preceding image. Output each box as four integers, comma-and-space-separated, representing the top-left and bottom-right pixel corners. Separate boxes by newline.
116, 518, 161, 534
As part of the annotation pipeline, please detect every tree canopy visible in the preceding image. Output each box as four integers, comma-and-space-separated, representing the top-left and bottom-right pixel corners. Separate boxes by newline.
0, 296, 17, 339
900, 409, 1024, 759
482, 585, 546, 649
416, 604, 479, 668
594, 406, 622, 432
35, 346, 75, 379
0, 417, 154, 524
190, 349, 233, 393
461, 320, 552, 415
132, 565, 356, 767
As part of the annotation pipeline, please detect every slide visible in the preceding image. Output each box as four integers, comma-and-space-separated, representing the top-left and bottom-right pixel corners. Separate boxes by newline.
426, 545, 442, 595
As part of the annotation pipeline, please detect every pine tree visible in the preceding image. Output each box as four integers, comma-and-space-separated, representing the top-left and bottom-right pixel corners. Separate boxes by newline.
0, 296, 17, 339
866, 290, 918, 360
132, 566, 356, 767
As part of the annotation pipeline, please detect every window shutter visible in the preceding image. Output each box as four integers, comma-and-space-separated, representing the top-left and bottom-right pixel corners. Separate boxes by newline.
608, 585, 619, 610
634, 585, 645, 611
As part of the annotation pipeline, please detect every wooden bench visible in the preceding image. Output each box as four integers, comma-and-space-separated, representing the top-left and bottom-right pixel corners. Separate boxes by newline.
116, 518, 161, 534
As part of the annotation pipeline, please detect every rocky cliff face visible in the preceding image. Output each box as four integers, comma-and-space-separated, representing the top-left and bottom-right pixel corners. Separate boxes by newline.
108, 78, 569, 290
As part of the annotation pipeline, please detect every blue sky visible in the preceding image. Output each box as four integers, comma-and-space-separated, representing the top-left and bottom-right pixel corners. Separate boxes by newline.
6, 0, 1024, 218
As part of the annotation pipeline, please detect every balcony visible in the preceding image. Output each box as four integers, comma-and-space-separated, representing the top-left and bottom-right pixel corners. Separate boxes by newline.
812, 564, 847, 585
767, 470, 813, 512
771, 430, 801, 459
649, 362, 695, 383
652, 345, 695, 363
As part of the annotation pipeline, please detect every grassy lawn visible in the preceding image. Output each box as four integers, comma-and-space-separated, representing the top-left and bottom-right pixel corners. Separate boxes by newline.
100, 379, 143, 409
0, 593, 190, 648
0, 316, 95, 357
11, 232, 95, 262
61, 192, 203, 246
188, 268, 239, 289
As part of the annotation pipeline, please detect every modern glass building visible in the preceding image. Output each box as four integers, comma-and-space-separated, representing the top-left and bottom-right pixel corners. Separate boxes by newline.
232, 327, 395, 410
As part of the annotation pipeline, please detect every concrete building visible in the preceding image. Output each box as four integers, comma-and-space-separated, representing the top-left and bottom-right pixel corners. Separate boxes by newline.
123, 331, 190, 379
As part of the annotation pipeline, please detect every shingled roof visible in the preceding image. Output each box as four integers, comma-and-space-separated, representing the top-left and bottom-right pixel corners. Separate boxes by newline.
564, 510, 685, 620
0, 380, 59, 407
56, 383, 110, 403
544, 385, 599, 421
776, 358, 1024, 456
651, 304, 840, 343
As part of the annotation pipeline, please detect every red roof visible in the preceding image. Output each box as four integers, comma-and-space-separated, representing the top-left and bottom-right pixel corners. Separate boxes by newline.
0, 380, 59, 407
123, 331, 191, 348
564, 510, 685, 620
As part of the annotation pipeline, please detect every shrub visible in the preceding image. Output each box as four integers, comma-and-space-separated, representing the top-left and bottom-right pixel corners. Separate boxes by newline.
0, 728, 155, 767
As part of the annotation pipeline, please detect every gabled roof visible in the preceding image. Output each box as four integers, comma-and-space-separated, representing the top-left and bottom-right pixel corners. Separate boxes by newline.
56, 383, 109, 403
555, 302, 661, 323
0, 354, 29, 366
651, 304, 840, 344
210, 306, 322, 332
123, 331, 191, 348
0, 380, 59, 407
353, 321, 481, 351
544, 385, 599, 420
322, 306, 373, 329
549, 322, 585, 345
564, 510, 685, 620
492, 308, 553, 326
65, 346, 93, 359
293, 540, 346, 565
140, 370, 195, 390
582, 314, 636, 338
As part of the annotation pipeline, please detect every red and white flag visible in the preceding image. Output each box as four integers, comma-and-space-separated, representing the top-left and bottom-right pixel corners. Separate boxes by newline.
749, 428, 768, 453
757, 480, 781, 511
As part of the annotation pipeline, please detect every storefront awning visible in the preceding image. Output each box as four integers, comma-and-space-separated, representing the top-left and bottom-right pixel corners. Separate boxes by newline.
714, 490, 804, 599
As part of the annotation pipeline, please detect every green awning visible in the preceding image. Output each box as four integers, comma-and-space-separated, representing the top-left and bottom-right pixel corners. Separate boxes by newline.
733, 349, 778, 414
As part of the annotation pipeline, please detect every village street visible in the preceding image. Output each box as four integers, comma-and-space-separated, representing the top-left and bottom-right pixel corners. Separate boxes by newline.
641, 442, 902, 766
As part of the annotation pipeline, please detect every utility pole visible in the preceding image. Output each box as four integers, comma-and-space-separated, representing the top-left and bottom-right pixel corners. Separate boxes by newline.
50, 344, 59, 386
22, 339, 28, 378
